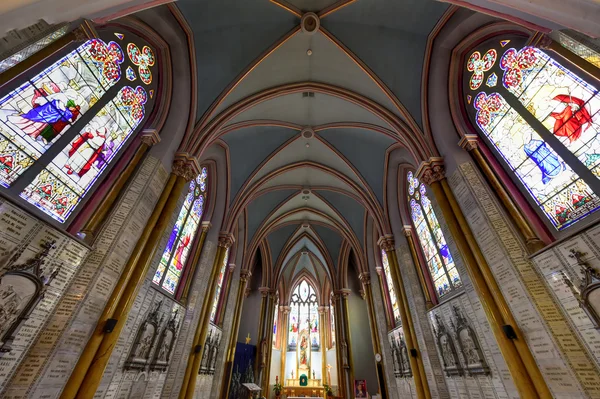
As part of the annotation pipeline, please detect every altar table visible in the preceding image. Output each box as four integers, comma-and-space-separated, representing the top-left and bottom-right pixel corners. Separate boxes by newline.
283, 386, 325, 397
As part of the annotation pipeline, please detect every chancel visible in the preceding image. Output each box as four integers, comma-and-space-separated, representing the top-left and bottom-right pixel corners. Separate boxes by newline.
0, 1, 599, 399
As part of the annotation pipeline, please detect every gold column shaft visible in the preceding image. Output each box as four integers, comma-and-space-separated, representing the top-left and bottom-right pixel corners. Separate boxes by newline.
461, 139, 545, 253
262, 293, 276, 394
180, 222, 211, 303
216, 265, 235, 326
61, 173, 178, 399
360, 274, 390, 399
255, 288, 269, 381
81, 143, 149, 243
180, 239, 232, 399
332, 295, 346, 398
438, 179, 551, 398
75, 175, 188, 398
402, 228, 434, 309
384, 246, 430, 399
340, 293, 355, 397
220, 270, 251, 399
280, 307, 290, 383
319, 308, 327, 387
375, 269, 394, 330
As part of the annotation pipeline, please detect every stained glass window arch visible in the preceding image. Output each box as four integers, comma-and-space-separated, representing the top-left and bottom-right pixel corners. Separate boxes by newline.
0, 28, 158, 225
463, 36, 600, 232
288, 279, 319, 350
210, 247, 229, 323
380, 250, 401, 326
153, 167, 208, 296
407, 171, 462, 299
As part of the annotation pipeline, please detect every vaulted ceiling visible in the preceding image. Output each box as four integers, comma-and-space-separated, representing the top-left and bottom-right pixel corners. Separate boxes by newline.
175, 0, 450, 294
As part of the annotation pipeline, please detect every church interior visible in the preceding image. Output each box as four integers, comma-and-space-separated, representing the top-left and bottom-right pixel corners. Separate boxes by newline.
0, 0, 599, 398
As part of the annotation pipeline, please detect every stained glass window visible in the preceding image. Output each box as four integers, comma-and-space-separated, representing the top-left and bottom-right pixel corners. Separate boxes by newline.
288, 279, 319, 350
273, 297, 278, 348
329, 302, 335, 347
464, 38, 600, 230
0, 39, 123, 187
0, 30, 157, 226
381, 250, 400, 325
210, 248, 229, 322
153, 167, 208, 295
407, 171, 462, 298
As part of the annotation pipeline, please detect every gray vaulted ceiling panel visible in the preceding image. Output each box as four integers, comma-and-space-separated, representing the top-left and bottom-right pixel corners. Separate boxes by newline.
318, 129, 394, 205
247, 189, 298, 244
177, 0, 298, 120
323, 0, 448, 126
317, 190, 365, 247
267, 223, 300, 267
313, 225, 343, 268
222, 126, 298, 201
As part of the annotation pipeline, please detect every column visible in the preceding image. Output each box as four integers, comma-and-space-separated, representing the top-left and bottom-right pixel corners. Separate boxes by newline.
68, 155, 200, 399
280, 305, 290, 384
80, 130, 160, 243
318, 306, 327, 386
401, 226, 435, 308
416, 158, 550, 399
262, 291, 277, 395
256, 287, 271, 385
332, 292, 348, 398
458, 135, 545, 253
180, 221, 212, 303
359, 272, 390, 399
220, 269, 252, 398
378, 236, 430, 399
180, 233, 235, 399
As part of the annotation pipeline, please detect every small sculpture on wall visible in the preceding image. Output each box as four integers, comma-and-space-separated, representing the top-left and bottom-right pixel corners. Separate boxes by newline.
398, 335, 412, 378
450, 306, 489, 376
209, 332, 220, 375
126, 301, 163, 370
389, 336, 400, 377
433, 314, 463, 377
151, 308, 179, 371
199, 329, 213, 375
0, 240, 61, 352
564, 249, 600, 329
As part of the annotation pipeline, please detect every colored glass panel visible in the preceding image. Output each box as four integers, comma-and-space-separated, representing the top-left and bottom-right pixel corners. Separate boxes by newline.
126, 66, 137, 81
127, 43, 155, 85
330, 303, 335, 347
210, 248, 228, 322
407, 171, 461, 298
20, 86, 146, 222
473, 91, 598, 229
288, 279, 318, 349
0, 39, 123, 187
381, 250, 400, 324
153, 167, 208, 294
273, 299, 278, 347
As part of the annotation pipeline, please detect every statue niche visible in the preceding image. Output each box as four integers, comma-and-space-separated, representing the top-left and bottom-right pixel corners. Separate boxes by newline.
433, 314, 463, 377
151, 308, 179, 371
564, 249, 600, 329
450, 306, 489, 376
0, 240, 61, 353
126, 301, 163, 370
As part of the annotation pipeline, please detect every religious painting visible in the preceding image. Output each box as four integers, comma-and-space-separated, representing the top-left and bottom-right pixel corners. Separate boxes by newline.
297, 329, 310, 374
126, 301, 163, 370
0, 240, 60, 352
432, 314, 463, 377
150, 309, 179, 371
450, 306, 489, 375
354, 379, 367, 398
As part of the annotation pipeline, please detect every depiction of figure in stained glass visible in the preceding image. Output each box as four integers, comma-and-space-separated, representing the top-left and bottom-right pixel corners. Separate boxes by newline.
173, 233, 191, 271
64, 126, 113, 177
549, 94, 593, 142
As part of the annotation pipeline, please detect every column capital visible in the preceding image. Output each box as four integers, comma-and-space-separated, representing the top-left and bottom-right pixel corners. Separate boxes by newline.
358, 272, 371, 285
377, 235, 395, 252
402, 225, 413, 237
281, 306, 291, 314
140, 129, 161, 146
333, 289, 351, 298
458, 134, 478, 151
240, 269, 252, 283
228, 263, 236, 273
258, 287, 271, 297
375, 266, 384, 276
173, 152, 201, 181
318, 306, 327, 314
201, 221, 212, 232
218, 233, 235, 248
416, 157, 445, 185
359, 289, 366, 300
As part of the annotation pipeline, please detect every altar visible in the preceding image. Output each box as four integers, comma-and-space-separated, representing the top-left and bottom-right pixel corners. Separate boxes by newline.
283, 385, 325, 397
